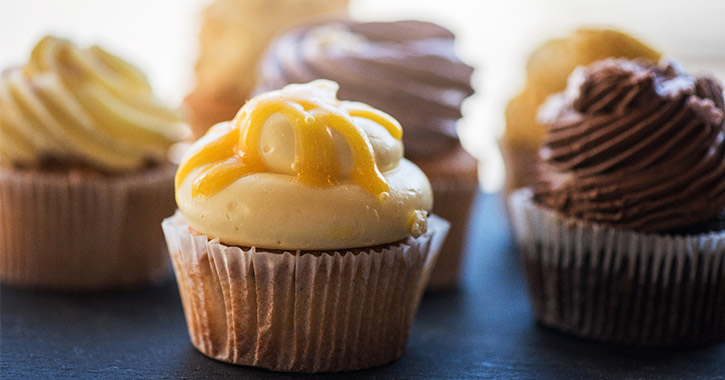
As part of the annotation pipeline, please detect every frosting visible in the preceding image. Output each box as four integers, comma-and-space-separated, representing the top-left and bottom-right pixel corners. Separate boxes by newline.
254, 20, 474, 159
176, 80, 433, 249
534, 58, 725, 232
504, 28, 661, 147
0, 36, 187, 171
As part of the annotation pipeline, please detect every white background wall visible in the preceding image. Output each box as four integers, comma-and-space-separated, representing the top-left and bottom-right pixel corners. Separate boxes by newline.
2, 0, 724, 190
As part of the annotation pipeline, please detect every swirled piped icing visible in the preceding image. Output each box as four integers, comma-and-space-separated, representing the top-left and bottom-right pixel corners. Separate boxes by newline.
0, 36, 187, 171
254, 20, 474, 158
175, 80, 433, 250
534, 59, 725, 232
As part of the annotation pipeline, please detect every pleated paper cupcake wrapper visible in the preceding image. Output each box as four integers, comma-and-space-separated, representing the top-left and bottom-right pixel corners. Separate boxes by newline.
509, 189, 725, 346
427, 176, 478, 290
0, 166, 176, 290
162, 211, 449, 373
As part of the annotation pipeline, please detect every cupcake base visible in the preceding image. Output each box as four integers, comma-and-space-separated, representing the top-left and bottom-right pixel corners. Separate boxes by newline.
162, 211, 449, 373
499, 138, 539, 196
183, 89, 244, 139
414, 146, 478, 290
0, 164, 176, 291
509, 189, 725, 346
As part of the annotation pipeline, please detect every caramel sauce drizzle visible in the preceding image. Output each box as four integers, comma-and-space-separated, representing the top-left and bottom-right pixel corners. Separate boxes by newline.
176, 92, 402, 198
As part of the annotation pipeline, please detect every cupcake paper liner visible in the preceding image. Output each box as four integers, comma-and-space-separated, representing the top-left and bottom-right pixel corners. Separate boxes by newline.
427, 176, 478, 290
509, 189, 725, 346
162, 211, 449, 373
0, 165, 176, 290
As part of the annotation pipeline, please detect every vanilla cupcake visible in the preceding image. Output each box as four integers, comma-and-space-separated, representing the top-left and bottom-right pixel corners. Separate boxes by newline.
509, 58, 725, 346
254, 20, 477, 289
162, 80, 449, 372
0, 36, 188, 290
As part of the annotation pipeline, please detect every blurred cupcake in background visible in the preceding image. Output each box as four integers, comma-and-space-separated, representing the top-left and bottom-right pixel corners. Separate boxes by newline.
509, 57, 725, 346
0, 36, 188, 290
254, 20, 477, 289
501, 28, 660, 195
184, 0, 349, 138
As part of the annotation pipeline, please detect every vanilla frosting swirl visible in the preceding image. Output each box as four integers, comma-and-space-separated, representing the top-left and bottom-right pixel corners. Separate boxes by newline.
254, 20, 474, 158
534, 59, 725, 232
0, 36, 187, 171
176, 80, 433, 250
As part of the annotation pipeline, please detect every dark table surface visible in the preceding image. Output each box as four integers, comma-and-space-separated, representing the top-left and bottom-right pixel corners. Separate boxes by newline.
2, 192, 724, 380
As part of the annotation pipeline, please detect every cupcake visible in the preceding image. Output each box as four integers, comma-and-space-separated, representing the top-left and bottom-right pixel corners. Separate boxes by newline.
0, 36, 187, 290
162, 80, 449, 372
509, 58, 725, 346
502, 28, 660, 195
254, 20, 477, 289
184, 0, 349, 138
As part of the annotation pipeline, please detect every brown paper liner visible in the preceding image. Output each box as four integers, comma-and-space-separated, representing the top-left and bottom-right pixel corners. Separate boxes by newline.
0, 165, 176, 291
509, 189, 725, 346
162, 211, 449, 373
498, 139, 539, 233
415, 146, 479, 290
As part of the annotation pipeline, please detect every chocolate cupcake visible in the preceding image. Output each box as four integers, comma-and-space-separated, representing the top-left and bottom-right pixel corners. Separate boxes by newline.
184, 0, 349, 138
501, 28, 660, 195
509, 58, 725, 346
254, 20, 477, 289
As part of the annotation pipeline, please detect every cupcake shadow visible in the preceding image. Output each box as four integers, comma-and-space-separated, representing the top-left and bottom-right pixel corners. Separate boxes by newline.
526, 322, 725, 377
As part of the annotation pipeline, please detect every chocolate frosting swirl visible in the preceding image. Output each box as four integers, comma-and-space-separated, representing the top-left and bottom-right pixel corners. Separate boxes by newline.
534, 59, 725, 233
253, 20, 475, 158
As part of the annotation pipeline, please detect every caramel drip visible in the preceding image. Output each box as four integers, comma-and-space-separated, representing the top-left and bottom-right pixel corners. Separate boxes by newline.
176, 92, 402, 198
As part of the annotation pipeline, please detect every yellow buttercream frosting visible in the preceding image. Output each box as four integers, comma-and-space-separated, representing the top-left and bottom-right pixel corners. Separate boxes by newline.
0, 36, 187, 171
175, 80, 433, 250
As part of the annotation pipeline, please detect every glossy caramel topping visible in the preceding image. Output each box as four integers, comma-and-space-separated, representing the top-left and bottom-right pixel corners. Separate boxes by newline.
176, 80, 402, 198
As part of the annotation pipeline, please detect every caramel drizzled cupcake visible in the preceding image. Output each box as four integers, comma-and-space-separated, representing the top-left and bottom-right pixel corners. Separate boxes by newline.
509, 58, 725, 346
255, 20, 477, 289
163, 80, 449, 372
0, 36, 187, 290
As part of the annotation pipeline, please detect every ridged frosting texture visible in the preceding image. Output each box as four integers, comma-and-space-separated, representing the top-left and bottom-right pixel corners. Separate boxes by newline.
254, 20, 475, 158
503, 28, 661, 146
534, 59, 725, 233
0, 36, 186, 171
175, 80, 433, 250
